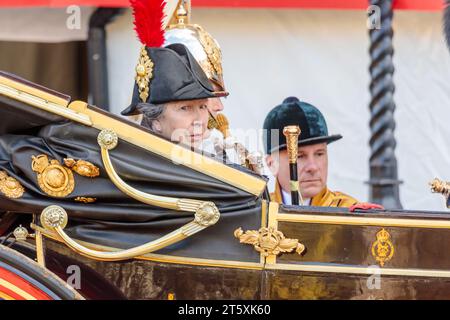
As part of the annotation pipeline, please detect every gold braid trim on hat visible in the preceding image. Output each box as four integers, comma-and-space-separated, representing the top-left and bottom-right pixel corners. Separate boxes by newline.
135, 46, 154, 103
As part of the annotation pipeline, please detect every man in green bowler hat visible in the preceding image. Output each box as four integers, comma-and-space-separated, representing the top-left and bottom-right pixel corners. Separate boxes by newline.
263, 97, 358, 207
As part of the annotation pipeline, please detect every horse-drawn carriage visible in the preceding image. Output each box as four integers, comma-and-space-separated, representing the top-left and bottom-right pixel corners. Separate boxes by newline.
1, 70, 450, 299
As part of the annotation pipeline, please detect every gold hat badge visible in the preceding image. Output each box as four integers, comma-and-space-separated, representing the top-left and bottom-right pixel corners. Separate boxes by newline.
135, 46, 154, 103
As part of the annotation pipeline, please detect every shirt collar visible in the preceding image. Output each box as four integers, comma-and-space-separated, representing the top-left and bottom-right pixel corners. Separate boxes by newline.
281, 188, 310, 206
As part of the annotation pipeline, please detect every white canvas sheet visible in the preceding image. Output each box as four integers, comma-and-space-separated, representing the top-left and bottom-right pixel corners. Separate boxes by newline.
106, 9, 450, 211
2, 7, 448, 211
0, 7, 95, 42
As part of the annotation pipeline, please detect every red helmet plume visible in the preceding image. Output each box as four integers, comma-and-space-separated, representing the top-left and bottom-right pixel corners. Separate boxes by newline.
130, 0, 166, 47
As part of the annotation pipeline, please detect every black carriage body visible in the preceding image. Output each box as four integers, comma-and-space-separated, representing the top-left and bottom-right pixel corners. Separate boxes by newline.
1, 71, 450, 300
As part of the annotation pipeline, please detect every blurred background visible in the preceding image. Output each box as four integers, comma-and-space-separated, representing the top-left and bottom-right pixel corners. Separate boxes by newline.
0, 0, 449, 210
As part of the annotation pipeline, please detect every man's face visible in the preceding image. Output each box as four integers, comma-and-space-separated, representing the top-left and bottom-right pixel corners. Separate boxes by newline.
206, 82, 224, 117
266, 143, 328, 199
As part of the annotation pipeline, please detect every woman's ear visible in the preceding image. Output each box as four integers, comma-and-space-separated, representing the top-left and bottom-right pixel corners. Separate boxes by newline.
152, 119, 162, 133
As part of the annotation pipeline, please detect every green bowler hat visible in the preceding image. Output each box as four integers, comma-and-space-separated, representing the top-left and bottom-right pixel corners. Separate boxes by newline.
263, 97, 342, 154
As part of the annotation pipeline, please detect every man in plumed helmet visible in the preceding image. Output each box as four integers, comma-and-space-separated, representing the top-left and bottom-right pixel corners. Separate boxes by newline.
163, 0, 245, 163
263, 97, 358, 207
164, 0, 226, 118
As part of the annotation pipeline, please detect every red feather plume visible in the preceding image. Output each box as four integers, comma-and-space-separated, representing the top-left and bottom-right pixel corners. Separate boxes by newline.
130, 0, 166, 47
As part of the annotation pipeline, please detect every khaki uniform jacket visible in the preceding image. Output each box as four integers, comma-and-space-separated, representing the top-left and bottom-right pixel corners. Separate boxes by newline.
270, 180, 358, 208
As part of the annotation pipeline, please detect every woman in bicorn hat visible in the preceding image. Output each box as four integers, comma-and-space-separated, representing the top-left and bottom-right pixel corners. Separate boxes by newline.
121, 0, 228, 148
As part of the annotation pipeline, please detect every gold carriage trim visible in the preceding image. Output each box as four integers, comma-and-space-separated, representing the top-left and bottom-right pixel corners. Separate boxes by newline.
13, 225, 29, 241
430, 178, 450, 208
371, 228, 395, 267
0, 170, 25, 199
32, 155, 101, 198
430, 178, 450, 196
32, 155, 75, 198
135, 46, 154, 103
74, 197, 97, 204
64, 158, 100, 178
234, 227, 305, 257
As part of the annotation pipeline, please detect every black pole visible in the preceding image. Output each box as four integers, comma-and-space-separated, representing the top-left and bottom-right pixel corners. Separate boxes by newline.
368, 0, 402, 209
289, 164, 300, 205
444, 0, 450, 51
87, 8, 124, 111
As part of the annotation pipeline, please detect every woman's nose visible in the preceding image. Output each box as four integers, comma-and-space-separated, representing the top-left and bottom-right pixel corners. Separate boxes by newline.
194, 107, 209, 125
193, 107, 204, 119
192, 120, 203, 129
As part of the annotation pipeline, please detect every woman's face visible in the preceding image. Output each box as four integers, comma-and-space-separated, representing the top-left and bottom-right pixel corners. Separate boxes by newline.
153, 99, 210, 147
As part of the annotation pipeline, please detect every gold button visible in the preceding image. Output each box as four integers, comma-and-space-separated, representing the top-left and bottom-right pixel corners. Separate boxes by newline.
136, 64, 146, 76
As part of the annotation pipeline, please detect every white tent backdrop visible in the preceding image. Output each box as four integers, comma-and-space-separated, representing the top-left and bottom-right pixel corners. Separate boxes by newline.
0, 7, 94, 42
105, 8, 449, 210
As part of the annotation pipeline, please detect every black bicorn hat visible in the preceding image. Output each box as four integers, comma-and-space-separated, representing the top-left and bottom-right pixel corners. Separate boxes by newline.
263, 97, 342, 154
121, 43, 228, 116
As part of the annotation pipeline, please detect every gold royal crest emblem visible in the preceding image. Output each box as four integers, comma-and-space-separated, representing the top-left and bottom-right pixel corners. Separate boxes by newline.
371, 228, 395, 267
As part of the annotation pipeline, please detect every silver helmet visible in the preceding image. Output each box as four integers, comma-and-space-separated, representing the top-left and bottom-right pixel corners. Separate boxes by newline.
164, 0, 226, 92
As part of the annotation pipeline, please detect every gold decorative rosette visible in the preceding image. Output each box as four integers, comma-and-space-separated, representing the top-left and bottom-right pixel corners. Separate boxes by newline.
31, 155, 100, 198
32, 155, 75, 198
0, 170, 25, 199
64, 158, 100, 178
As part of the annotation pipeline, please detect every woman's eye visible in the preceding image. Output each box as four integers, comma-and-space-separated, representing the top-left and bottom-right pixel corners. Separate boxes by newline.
180, 106, 188, 111
200, 105, 207, 109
